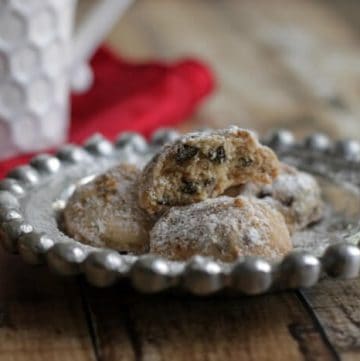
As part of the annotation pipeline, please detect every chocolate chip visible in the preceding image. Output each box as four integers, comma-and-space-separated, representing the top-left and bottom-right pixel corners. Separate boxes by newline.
176, 144, 199, 163
283, 196, 294, 207
208, 146, 226, 163
157, 195, 171, 205
203, 177, 216, 187
157, 199, 168, 205
258, 190, 271, 199
180, 179, 198, 194
239, 157, 253, 167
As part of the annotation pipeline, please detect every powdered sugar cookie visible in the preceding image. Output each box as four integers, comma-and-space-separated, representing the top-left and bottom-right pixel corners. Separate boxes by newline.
64, 164, 152, 253
149, 196, 292, 262
139, 127, 280, 216
236, 164, 323, 234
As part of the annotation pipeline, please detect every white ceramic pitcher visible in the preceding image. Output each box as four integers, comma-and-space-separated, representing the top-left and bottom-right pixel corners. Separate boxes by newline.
0, 0, 133, 159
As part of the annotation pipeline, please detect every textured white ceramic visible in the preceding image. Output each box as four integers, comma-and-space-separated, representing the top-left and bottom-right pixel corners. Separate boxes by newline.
0, 0, 133, 159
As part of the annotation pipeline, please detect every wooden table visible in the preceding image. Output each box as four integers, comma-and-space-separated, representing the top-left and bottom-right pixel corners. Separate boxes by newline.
1, 1, 360, 360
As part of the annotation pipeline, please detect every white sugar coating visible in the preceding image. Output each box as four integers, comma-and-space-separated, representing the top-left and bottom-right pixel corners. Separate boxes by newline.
63, 163, 153, 253
180, 126, 260, 145
241, 164, 323, 233
150, 196, 292, 262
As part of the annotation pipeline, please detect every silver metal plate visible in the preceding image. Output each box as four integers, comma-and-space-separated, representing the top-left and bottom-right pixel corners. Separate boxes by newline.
0, 129, 359, 295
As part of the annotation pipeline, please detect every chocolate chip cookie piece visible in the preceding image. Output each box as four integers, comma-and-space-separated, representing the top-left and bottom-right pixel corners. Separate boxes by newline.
150, 196, 292, 262
234, 164, 323, 234
138, 127, 280, 216
64, 164, 152, 253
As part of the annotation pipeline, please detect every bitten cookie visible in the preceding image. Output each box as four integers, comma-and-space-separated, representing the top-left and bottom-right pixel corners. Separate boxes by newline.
149, 196, 292, 262
138, 127, 280, 216
234, 164, 323, 234
64, 164, 152, 253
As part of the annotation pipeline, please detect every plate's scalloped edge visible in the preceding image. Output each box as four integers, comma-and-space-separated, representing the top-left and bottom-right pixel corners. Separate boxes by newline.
0, 128, 359, 295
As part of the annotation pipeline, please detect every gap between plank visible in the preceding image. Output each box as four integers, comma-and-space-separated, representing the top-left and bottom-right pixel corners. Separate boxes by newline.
122, 302, 143, 361
78, 278, 102, 361
297, 290, 340, 361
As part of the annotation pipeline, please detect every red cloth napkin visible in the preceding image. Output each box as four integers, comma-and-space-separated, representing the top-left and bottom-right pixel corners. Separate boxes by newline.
0, 47, 214, 178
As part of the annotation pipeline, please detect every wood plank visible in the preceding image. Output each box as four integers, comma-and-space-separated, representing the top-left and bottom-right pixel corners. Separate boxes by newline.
302, 278, 360, 361
0, 249, 96, 361
79, 283, 136, 361
82, 284, 337, 361
107, 0, 360, 140
225, 0, 360, 140
108, 0, 304, 132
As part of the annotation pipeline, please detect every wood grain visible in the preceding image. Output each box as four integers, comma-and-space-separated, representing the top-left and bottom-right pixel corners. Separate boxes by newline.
81, 284, 337, 361
107, 0, 360, 140
302, 278, 360, 361
79, 283, 136, 361
0, 250, 95, 361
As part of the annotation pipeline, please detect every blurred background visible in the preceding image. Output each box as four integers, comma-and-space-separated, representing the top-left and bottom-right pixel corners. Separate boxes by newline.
97, 0, 360, 138
0, 0, 359, 167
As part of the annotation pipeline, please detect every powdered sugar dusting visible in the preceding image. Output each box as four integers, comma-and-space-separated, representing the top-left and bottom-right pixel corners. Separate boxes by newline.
242, 164, 323, 233
150, 196, 292, 262
64, 164, 152, 252
181, 126, 260, 145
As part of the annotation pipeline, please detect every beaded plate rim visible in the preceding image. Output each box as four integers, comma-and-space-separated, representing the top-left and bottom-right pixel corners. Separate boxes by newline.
0, 128, 360, 295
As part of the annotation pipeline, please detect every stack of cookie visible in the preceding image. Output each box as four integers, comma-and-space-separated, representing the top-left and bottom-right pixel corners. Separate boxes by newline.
64, 128, 323, 261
